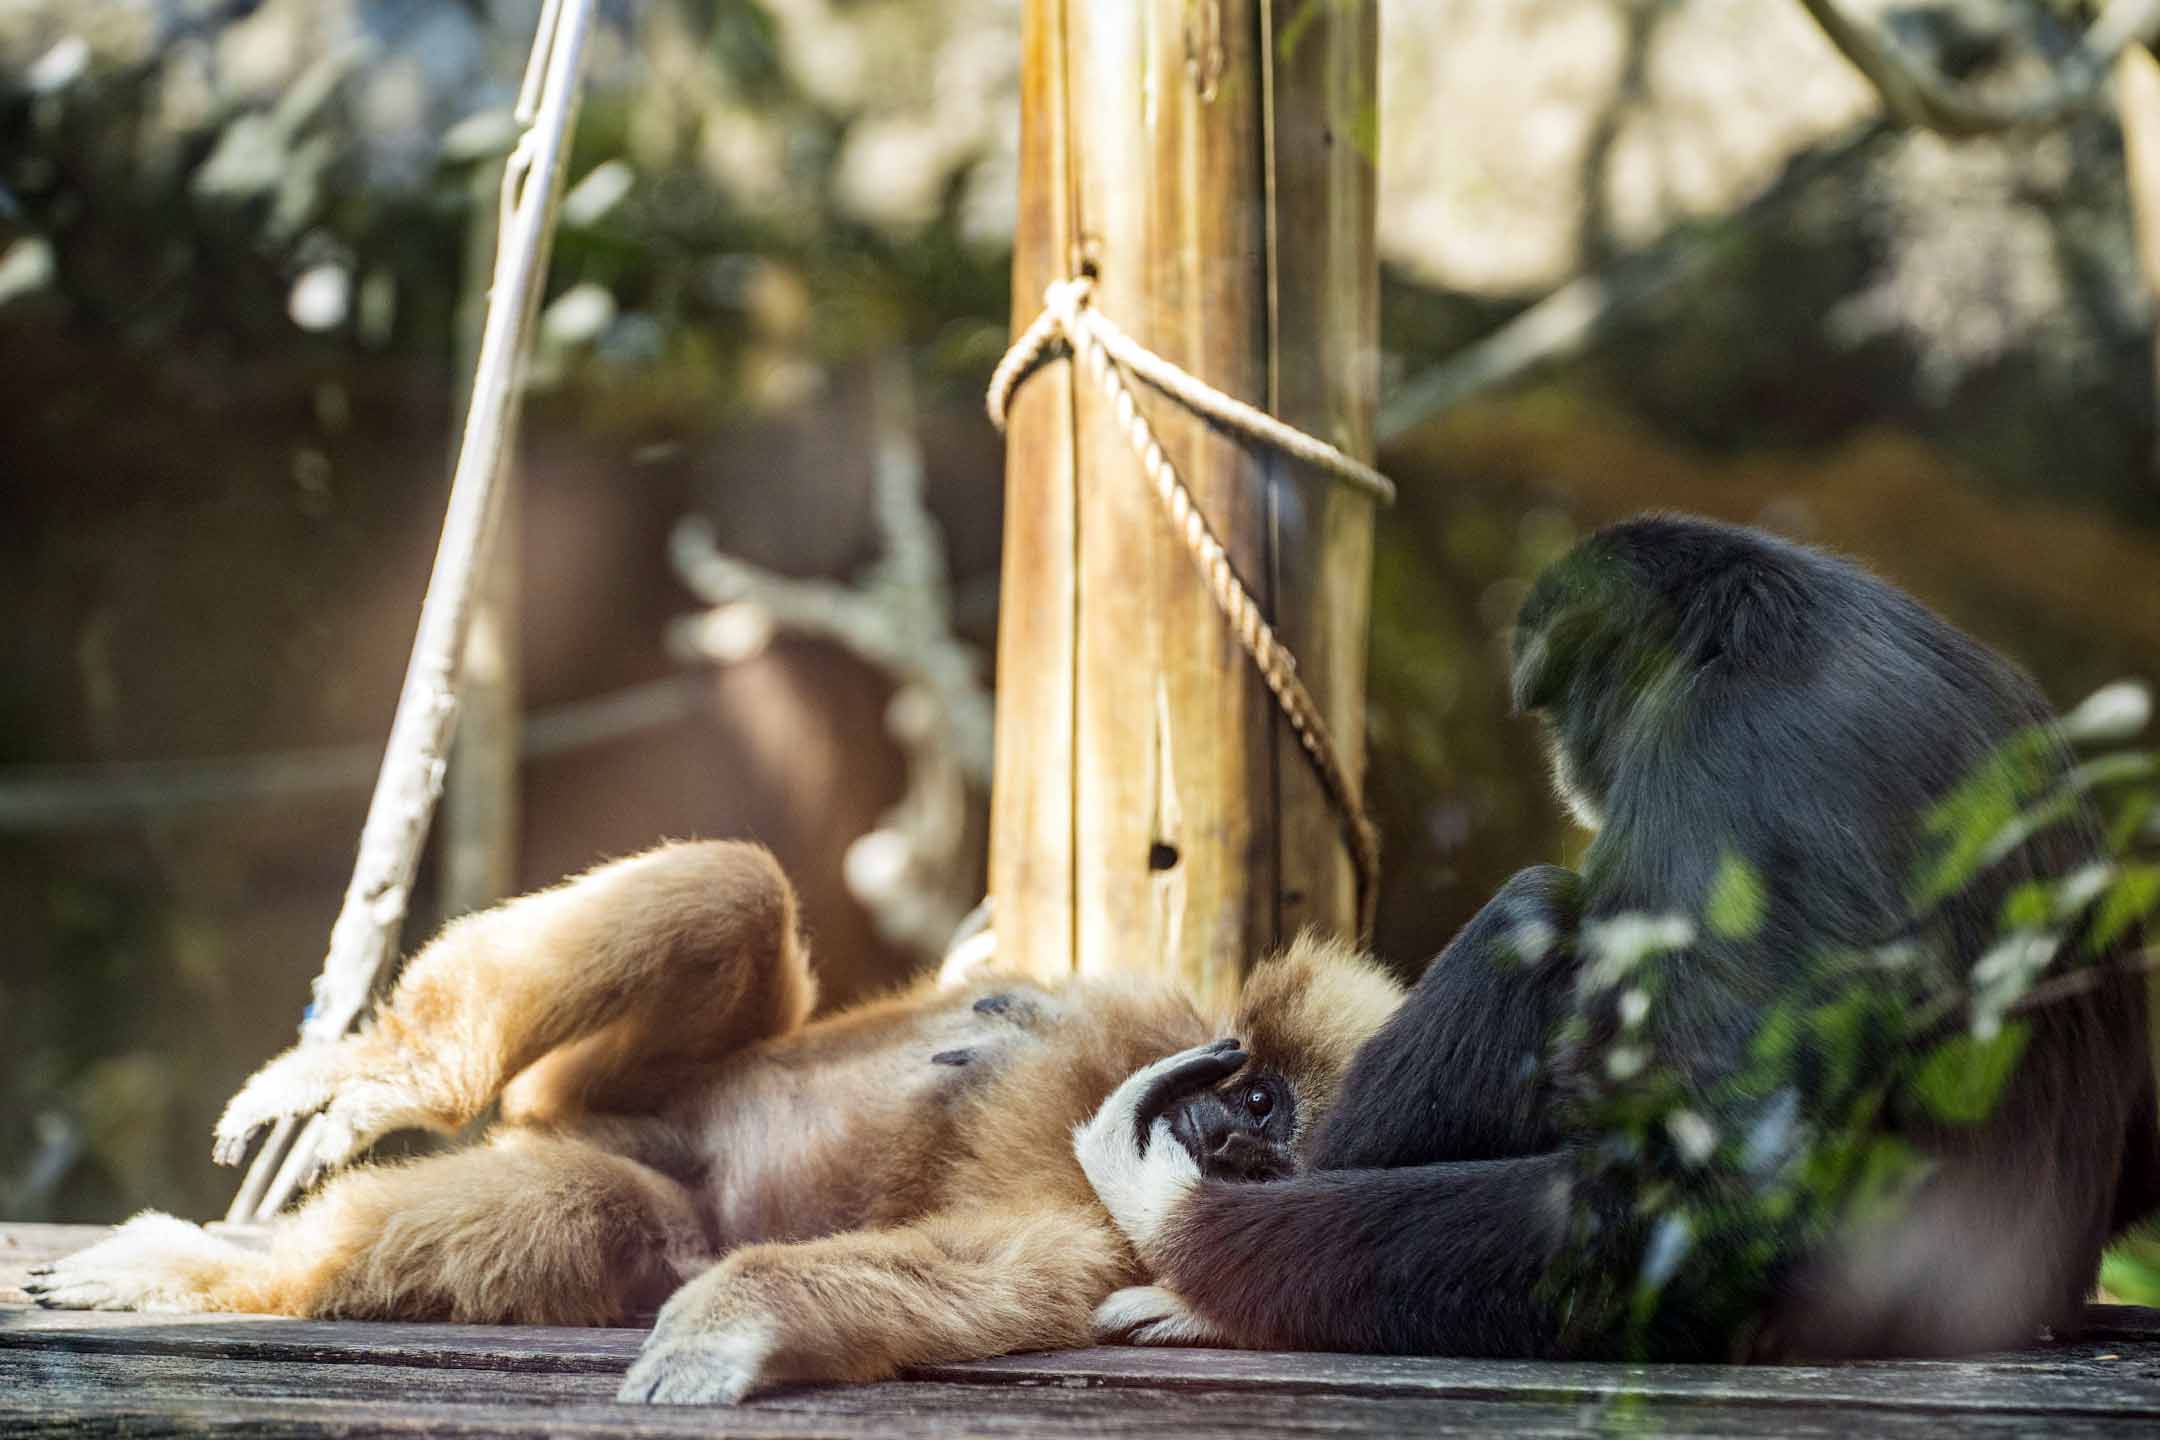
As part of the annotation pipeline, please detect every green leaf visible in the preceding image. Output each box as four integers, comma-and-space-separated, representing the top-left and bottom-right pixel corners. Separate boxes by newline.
2102, 1237, 2160, 1305
2000, 880, 2051, 932
2106, 790, 2156, 854
1706, 852, 1766, 940
1909, 1023, 2031, 1125
2092, 864, 2160, 952
1749, 1005, 1799, 1070
1914, 731, 2055, 904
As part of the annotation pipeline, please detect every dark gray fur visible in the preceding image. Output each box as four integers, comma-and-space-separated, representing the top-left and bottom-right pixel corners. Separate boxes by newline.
1140, 514, 2157, 1361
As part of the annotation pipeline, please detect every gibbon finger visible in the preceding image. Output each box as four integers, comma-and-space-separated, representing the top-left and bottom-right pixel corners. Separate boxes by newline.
1129, 1042, 1246, 1154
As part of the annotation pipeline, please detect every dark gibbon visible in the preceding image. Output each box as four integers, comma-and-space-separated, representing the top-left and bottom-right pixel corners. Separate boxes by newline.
31, 841, 1403, 1403
1078, 513, 2159, 1362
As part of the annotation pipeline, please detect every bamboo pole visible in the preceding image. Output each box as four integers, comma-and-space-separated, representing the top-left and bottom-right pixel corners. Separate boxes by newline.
225, 0, 594, 1221
989, 0, 1381, 1008
443, 155, 523, 919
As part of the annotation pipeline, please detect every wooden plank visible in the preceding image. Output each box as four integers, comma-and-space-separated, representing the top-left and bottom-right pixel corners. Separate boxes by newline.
913, 1345, 2160, 1416
2, 1224, 119, 1305
2, 1223, 106, 1267
2087, 1305, 2160, 1342
0, 1307, 647, 1374
12, 1351, 2160, 1440
17, 1227, 2160, 1428
0, 1347, 606, 1404
16, 1397, 2156, 1440
10, 1304, 2160, 1417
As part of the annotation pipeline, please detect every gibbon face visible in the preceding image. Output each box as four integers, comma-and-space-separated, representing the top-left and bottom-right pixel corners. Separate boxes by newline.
1145, 935, 1407, 1182
1162, 1067, 1299, 1181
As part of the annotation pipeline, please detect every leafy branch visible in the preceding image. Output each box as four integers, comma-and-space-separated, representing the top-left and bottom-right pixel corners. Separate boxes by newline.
1796, 0, 2160, 136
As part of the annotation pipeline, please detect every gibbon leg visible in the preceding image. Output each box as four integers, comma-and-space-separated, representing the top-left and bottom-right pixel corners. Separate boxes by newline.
31, 1130, 711, 1326
617, 1206, 1130, 1405
214, 841, 816, 1169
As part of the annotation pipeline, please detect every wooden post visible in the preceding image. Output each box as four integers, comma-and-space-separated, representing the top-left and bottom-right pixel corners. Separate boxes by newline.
2113, 44, 2160, 1122
442, 490, 521, 914
2120, 44, 2160, 480
989, 0, 1380, 1007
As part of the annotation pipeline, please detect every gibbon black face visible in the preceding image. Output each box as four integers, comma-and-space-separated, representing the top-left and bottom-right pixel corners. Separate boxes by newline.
1097, 1039, 1298, 1182
1162, 1066, 1298, 1183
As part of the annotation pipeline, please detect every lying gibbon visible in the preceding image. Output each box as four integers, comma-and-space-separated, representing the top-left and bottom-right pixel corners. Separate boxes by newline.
31, 840, 1401, 1403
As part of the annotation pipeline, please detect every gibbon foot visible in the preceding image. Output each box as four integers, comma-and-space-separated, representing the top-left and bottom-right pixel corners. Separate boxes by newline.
26, 1213, 266, 1314
619, 1207, 1126, 1405
617, 1310, 783, 1405
212, 1043, 342, 1166
217, 842, 815, 1182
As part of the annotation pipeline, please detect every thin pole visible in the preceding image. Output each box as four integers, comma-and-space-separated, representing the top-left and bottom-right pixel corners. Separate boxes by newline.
225, 0, 599, 1222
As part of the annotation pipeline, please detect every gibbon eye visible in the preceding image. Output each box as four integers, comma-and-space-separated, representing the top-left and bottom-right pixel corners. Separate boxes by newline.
1244, 1085, 1273, 1120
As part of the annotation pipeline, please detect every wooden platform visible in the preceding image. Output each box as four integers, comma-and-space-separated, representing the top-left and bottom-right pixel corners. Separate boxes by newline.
11, 1225, 2160, 1437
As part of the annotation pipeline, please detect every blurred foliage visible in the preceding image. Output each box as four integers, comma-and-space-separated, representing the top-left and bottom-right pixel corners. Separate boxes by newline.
1547, 680, 2160, 1346
0, 1, 1013, 427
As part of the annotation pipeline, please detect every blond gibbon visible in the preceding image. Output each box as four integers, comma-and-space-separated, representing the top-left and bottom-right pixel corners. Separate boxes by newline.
30, 840, 1402, 1403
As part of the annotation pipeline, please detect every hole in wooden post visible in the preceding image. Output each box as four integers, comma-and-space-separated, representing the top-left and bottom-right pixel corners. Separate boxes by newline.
1183, 0, 1223, 102
1148, 842, 1180, 872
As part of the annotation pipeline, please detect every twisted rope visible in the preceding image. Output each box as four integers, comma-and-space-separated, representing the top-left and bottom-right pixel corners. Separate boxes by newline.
989, 276, 1389, 937
990, 281, 1396, 505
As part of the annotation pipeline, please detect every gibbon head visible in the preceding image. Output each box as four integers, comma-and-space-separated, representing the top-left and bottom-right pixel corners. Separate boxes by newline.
1159, 934, 1405, 1178
1511, 513, 1829, 835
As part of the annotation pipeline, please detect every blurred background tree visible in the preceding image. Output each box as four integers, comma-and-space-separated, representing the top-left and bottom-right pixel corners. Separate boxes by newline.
0, 0, 2154, 1245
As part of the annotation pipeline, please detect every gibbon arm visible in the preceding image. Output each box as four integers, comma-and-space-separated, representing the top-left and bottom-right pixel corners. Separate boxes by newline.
1141, 1160, 1574, 1355
1077, 1038, 1575, 1356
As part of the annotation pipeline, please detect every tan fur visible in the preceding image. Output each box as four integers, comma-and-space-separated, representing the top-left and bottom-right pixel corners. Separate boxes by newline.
643, 1206, 1126, 1394
1231, 931, 1407, 1151
41, 842, 1401, 1394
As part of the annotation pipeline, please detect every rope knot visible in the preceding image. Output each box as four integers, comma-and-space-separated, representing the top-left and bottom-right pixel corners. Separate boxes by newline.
988, 274, 1396, 937
1043, 275, 1094, 317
